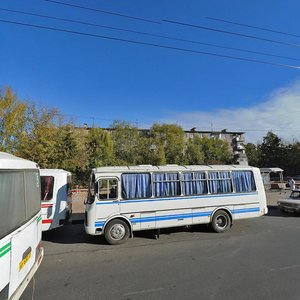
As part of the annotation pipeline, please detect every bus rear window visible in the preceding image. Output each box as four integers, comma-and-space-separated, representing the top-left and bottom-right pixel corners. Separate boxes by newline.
41, 176, 54, 201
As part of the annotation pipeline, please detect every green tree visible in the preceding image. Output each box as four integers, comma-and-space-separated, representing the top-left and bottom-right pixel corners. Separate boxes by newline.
245, 143, 260, 166
185, 135, 205, 164
17, 105, 59, 166
111, 121, 140, 165
135, 133, 166, 165
199, 137, 233, 164
85, 127, 114, 168
281, 142, 300, 175
258, 131, 286, 167
52, 125, 80, 172
150, 123, 185, 164
0, 87, 28, 153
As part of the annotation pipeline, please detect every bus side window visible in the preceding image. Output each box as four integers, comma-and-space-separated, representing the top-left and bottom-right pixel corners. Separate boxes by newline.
98, 179, 118, 200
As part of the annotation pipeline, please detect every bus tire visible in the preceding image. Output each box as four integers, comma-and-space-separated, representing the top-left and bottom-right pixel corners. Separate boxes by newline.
104, 219, 130, 245
211, 210, 231, 233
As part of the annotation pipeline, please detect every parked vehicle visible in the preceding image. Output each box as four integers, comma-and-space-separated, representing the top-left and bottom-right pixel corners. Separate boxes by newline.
40, 169, 72, 231
0, 152, 44, 299
85, 164, 268, 245
278, 190, 300, 213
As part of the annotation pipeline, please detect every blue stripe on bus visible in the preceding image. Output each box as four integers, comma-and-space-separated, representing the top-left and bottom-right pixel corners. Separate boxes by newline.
94, 207, 260, 227
96, 192, 258, 205
233, 207, 260, 214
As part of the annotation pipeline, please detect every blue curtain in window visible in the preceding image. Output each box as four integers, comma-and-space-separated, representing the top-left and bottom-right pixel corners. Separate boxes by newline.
232, 171, 255, 192
208, 172, 232, 194
122, 173, 151, 199
208, 172, 219, 193
154, 173, 179, 197
219, 172, 232, 193
182, 173, 193, 195
182, 172, 207, 195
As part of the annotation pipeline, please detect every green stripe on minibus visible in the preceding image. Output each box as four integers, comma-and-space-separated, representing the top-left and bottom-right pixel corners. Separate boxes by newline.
0, 242, 11, 258
36, 215, 42, 223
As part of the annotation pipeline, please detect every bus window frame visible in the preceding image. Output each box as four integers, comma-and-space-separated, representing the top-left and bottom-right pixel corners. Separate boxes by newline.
121, 172, 152, 200
97, 177, 119, 201
152, 172, 181, 198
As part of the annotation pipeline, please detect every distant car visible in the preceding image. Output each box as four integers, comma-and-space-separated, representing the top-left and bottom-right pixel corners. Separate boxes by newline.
278, 190, 300, 213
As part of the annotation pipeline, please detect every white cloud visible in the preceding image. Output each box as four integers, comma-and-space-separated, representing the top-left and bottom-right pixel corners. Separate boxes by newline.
160, 80, 300, 143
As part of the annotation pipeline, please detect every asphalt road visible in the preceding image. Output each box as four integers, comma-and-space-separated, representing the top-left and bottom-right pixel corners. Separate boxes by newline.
21, 208, 300, 300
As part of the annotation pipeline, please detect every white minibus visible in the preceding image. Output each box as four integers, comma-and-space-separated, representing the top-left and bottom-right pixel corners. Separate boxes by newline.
0, 152, 44, 299
84, 164, 268, 245
40, 169, 72, 231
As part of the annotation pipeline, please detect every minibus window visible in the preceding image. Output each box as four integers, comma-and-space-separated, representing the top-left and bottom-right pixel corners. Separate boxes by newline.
98, 179, 118, 200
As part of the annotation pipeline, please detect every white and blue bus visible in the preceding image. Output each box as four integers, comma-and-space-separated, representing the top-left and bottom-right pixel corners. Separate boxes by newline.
0, 152, 44, 299
84, 164, 267, 245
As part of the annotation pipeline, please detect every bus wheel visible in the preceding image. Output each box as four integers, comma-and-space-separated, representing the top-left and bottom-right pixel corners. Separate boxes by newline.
104, 219, 130, 245
211, 210, 231, 233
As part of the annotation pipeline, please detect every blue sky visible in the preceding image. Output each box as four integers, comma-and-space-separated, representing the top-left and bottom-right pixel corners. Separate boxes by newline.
1, 0, 300, 142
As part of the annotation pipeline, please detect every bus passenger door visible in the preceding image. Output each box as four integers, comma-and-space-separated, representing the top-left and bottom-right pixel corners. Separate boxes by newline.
95, 178, 120, 221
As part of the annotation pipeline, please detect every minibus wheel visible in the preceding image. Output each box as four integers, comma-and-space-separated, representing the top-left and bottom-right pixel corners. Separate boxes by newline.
211, 210, 231, 233
104, 219, 130, 245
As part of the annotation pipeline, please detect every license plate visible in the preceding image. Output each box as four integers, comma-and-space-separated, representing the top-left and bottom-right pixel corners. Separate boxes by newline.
19, 250, 32, 271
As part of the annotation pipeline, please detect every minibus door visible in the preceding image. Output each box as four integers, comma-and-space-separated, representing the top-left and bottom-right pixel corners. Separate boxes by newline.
95, 178, 120, 220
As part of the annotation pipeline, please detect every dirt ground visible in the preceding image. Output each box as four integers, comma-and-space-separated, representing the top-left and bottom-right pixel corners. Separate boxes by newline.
265, 189, 291, 207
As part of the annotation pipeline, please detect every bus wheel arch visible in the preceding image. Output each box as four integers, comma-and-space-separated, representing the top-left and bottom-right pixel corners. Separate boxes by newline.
104, 217, 132, 245
211, 208, 232, 233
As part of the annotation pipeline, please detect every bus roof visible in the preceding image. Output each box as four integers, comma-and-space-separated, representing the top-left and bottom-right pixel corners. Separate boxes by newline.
259, 167, 283, 173
40, 169, 71, 176
0, 152, 38, 169
93, 164, 256, 173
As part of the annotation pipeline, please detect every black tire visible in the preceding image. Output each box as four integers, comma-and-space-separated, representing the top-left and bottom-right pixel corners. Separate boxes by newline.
104, 219, 130, 245
211, 210, 231, 233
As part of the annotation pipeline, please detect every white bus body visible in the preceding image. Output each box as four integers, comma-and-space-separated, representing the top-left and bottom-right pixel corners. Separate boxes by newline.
84, 165, 268, 245
40, 169, 72, 231
0, 152, 44, 299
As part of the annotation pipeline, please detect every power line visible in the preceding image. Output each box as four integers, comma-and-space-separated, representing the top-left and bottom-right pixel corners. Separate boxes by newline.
43, 0, 161, 24
42, 1, 300, 49
0, 18, 299, 70
1, 7, 300, 62
163, 19, 300, 49
205, 16, 300, 39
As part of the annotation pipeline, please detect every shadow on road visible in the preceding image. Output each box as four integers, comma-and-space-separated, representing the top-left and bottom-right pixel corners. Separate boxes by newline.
42, 220, 212, 245
42, 223, 108, 245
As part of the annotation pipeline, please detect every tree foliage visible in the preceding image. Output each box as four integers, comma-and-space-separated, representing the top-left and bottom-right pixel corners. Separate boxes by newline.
0, 87, 28, 153
185, 135, 205, 164
258, 131, 286, 167
150, 123, 185, 164
110, 121, 140, 165
85, 127, 113, 168
245, 131, 300, 176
